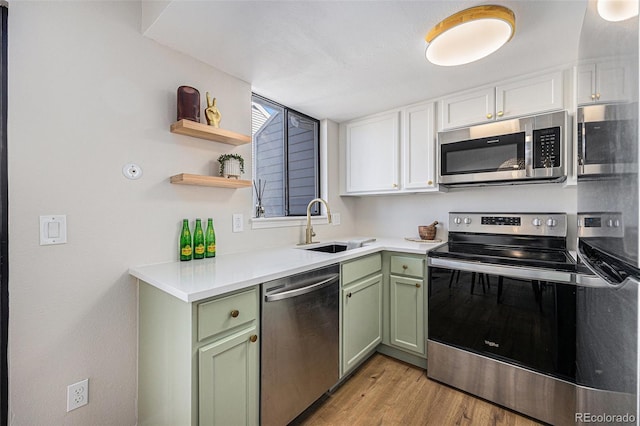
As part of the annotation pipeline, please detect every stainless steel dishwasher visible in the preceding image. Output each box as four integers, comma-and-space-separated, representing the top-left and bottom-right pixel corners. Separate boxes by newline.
261, 264, 340, 426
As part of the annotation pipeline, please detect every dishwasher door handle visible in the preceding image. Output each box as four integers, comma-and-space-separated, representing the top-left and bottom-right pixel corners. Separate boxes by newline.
265, 274, 339, 302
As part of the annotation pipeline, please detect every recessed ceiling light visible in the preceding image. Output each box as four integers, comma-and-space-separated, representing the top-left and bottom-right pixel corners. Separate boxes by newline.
597, 0, 639, 22
425, 5, 516, 67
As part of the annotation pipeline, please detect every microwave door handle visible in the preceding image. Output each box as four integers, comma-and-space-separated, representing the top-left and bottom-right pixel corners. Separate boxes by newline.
580, 123, 586, 166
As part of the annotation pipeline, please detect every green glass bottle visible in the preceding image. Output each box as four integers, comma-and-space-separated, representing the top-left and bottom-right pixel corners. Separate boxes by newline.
179, 219, 192, 261
206, 218, 216, 258
193, 218, 205, 259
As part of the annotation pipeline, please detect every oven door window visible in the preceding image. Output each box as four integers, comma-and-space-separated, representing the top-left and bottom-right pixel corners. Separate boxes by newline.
428, 266, 576, 381
440, 132, 525, 175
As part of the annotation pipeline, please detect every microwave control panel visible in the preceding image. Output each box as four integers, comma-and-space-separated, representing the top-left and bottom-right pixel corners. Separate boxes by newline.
532, 127, 561, 168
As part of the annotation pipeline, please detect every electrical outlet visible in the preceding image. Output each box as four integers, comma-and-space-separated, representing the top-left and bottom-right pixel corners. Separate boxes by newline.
232, 213, 243, 233
67, 379, 88, 412
332, 212, 341, 226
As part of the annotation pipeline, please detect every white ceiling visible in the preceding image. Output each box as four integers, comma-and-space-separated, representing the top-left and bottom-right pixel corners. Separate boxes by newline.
143, 1, 587, 122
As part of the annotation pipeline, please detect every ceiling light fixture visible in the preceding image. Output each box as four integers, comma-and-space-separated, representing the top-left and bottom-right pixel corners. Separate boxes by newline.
596, 0, 639, 22
425, 5, 516, 67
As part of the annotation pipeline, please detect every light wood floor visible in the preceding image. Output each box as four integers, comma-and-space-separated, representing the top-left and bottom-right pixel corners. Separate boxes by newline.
295, 353, 542, 426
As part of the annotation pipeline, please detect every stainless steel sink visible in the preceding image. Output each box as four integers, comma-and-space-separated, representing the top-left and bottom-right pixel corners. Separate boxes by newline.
300, 239, 376, 253
303, 243, 349, 253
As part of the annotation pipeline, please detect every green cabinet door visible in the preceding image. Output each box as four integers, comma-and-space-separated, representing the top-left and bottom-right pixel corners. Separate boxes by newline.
390, 275, 425, 356
342, 273, 383, 374
199, 327, 259, 426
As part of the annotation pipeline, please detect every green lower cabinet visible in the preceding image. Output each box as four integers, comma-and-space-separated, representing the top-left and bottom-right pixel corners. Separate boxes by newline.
342, 273, 383, 374
138, 282, 260, 426
389, 275, 425, 355
199, 327, 259, 426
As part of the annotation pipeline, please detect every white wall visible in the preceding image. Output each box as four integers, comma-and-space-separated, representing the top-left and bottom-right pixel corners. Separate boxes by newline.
8, 2, 354, 425
352, 185, 578, 247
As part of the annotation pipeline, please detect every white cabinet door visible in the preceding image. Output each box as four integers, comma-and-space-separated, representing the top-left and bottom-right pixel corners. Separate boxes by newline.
345, 112, 400, 193
439, 87, 495, 130
390, 275, 425, 356
576, 63, 598, 105
595, 60, 633, 103
402, 102, 437, 191
496, 71, 563, 119
342, 273, 383, 374
577, 60, 634, 105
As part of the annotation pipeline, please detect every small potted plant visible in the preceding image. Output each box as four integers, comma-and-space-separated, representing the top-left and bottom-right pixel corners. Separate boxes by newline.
217, 153, 245, 179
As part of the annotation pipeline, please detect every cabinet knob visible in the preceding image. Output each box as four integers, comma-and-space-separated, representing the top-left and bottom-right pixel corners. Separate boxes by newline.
596, 93, 601, 100
486, 113, 493, 119
249, 334, 258, 343
392, 183, 398, 188
230, 309, 240, 318
347, 292, 352, 298
427, 180, 433, 185
497, 111, 504, 117
415, 283, 421, 288
591, 94, 597, 100
402, 264, 408, 270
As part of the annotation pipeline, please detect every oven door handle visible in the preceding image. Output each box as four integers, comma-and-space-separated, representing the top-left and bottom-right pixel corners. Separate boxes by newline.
576, 245, 640, 289
428, 257, 574, 283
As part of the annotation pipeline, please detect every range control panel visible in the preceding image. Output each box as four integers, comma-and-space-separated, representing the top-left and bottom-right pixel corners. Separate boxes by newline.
577, 213, 624, 238
450, 212, 568, 237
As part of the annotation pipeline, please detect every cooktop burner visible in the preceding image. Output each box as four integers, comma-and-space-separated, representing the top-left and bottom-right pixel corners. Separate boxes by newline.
428, 212, 576, 272
429, 242, 576, 272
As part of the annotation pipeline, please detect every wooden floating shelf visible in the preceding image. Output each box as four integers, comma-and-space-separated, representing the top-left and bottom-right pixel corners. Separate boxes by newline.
170, 119, 251, 145
170, 173, 252, 189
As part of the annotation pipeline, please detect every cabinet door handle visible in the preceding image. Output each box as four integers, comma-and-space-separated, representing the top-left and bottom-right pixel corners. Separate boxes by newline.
402, 265, 408, 270
347, 292, 352, 298
415, 283, 421, 288
486, 113, 493, 119
230, 309, 240, 318
497, 111, 504, 117
249, 334, 258, 343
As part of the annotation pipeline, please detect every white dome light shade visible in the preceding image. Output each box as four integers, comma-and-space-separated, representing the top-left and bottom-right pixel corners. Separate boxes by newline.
597, 0, 639, 22
425, 5, 515, 67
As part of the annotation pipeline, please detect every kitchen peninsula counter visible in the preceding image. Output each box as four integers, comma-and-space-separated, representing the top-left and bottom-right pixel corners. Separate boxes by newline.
129, 237, 444, 302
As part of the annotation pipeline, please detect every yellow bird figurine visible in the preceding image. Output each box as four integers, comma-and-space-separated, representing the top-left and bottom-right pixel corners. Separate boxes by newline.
205, 92, 222, 128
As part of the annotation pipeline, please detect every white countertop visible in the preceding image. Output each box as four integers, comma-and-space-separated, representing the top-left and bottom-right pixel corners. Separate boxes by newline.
129, 237, 445, 302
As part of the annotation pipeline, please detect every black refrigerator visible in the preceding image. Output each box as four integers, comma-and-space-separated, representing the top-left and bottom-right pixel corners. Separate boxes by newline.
575, 0, 639, 423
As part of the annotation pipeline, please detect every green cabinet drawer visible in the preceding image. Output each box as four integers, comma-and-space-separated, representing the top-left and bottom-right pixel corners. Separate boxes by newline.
390, 255, 424, 278
197, 287, 258, 342
342, 253, 382, 286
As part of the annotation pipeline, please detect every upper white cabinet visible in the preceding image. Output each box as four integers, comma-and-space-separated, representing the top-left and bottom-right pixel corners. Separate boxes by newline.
342, 102, 441, 196
576, 59, 634, 105
402, 102, 437, 191
345, 111, 400, 194
439, 71, 564, 130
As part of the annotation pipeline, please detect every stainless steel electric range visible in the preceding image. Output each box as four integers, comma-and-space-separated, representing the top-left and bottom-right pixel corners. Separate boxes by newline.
427, 212, 577, 425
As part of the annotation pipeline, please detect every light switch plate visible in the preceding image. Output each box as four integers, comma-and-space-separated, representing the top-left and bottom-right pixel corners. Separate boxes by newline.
232, 213, 243, 233
40, 215, 67, 245
332, 212, 341, 226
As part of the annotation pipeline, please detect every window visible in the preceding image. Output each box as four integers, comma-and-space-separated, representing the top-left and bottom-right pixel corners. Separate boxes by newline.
252, 94, 320, 217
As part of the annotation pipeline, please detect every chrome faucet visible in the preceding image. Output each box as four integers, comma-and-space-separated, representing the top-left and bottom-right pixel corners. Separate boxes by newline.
305, 198, 332, 244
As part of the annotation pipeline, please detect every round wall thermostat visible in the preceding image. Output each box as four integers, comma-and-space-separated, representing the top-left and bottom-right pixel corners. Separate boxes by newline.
122, 163, 143, 180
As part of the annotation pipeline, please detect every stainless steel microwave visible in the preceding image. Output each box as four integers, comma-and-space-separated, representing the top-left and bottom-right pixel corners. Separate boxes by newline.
438, 111, 568, 186
577, 102, 637, 178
